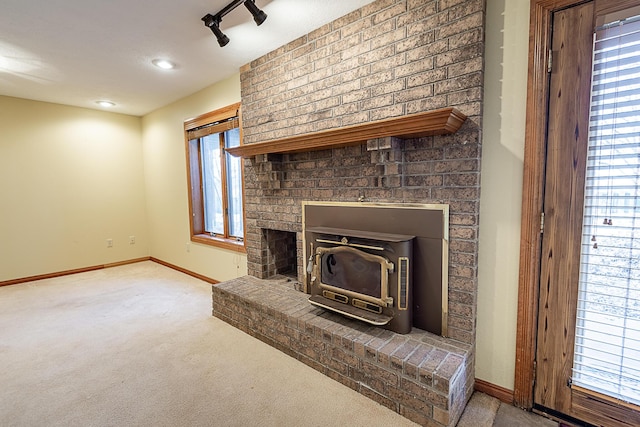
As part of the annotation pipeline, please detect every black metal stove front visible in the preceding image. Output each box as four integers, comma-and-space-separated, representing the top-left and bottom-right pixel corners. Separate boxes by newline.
306, 226, 413, 334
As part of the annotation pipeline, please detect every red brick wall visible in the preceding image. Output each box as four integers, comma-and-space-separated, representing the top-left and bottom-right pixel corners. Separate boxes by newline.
239, 0, 484, 345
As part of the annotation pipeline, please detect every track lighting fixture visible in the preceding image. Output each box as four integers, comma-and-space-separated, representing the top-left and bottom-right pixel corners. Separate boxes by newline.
201, 0, 267, 47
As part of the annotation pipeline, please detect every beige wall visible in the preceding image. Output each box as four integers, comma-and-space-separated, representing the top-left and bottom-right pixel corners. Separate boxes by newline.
477, 0, 530, 390
0, 96, 149, 281
141, 74, 247, 282
0, 74, 248, 284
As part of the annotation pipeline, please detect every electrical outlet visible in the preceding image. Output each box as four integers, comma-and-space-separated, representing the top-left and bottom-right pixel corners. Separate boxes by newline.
186, 242, 191, 252
129, 236, 135, 245
106, 238, 113, 248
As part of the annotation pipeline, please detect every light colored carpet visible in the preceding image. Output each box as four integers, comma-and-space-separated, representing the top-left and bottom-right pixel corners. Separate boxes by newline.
0, 261, 418, 427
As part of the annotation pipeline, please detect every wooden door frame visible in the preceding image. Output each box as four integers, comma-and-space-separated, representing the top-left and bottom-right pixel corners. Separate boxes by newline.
513, 0, 590, 409
515, 0, 640, 411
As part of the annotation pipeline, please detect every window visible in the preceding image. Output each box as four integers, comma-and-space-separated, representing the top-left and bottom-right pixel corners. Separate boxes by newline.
573, 15, 640, 406
184, 103, 245, 251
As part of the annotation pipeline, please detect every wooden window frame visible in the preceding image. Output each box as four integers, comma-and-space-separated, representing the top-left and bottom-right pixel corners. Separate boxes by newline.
515, 0, 640, 419
184, 102, 246, 253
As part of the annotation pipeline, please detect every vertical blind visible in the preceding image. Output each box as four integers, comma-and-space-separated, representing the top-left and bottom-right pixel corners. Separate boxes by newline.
573, 16, 640, 405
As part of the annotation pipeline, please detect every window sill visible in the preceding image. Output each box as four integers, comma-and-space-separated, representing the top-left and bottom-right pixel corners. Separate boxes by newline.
191, 234, 246, 253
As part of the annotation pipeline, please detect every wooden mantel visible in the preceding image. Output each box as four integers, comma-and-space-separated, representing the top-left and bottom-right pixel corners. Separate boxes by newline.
226, 107, 466, 158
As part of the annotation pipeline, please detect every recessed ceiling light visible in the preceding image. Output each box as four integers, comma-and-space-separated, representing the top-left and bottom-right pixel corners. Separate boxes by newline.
96, 100, 115, 108
152, 59, 175, 70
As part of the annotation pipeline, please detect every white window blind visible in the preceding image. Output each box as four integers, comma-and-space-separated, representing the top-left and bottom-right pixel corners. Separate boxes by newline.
199, 127, 243, 239
573, 16, 640, 406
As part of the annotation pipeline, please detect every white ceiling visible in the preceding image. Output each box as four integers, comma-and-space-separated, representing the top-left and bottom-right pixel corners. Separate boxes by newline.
0, 0, 374, 116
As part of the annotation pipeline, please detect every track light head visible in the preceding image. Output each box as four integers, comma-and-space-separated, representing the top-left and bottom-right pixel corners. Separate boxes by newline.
211, 23, 230, 47
202, 13, 230, 47
243, 0, 267, 26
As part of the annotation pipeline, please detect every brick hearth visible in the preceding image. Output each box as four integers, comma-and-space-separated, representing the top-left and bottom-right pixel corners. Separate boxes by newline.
212, 276, 472, 427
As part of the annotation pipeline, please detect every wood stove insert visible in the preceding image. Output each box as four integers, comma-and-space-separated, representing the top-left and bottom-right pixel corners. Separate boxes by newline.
307, 226, 414, 333
303, 201, 449, 336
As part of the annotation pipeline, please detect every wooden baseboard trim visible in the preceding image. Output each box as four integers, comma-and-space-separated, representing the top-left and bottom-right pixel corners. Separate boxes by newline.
475, 379, 515, 404
1, 257, 219, 288
150, 257, 219, 285
0, 257, 152, 287
103, 257, 151, 268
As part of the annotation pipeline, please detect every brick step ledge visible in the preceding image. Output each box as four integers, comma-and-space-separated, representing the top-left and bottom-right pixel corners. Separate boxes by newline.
212, 275, 474, 427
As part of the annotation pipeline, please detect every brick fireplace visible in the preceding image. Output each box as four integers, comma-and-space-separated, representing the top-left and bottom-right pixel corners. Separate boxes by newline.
212, 1, 484, 425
